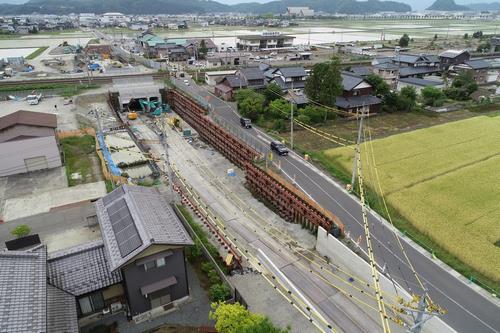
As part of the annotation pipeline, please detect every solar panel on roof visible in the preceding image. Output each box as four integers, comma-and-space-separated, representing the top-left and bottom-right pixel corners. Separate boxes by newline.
107, 198, 142, 258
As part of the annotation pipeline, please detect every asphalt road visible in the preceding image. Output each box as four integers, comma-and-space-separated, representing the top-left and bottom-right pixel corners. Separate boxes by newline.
172, 77, 500, 333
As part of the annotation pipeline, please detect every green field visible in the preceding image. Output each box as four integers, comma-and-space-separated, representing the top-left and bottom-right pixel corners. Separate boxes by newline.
324, 115, 500, 283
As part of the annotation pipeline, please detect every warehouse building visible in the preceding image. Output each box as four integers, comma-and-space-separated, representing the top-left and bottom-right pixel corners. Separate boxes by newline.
0, 110, 62, 177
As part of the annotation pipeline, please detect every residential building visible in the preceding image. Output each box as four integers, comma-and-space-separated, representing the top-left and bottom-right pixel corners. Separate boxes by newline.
185, 38, 218, 57
205, 70, 237, 86
215, 76, 247, 101
439, 49, 471, 70
79, 13, 98, 27
236, 31, 295, 51
0, 110, 62, 177
137, 33, 166, 58
238, 67, 266, 89
451, 59, 490, 84
393, 53, 440, 67
269, 66, 307, 91
397, 77, 444, 93
373, 62, 399, 85
335, 72, 381, 115
100, 12, 129, 26
0, 185, 194, 330
398, 66, 441, 78
168, 46, 189, 62
348, 66, 372, 77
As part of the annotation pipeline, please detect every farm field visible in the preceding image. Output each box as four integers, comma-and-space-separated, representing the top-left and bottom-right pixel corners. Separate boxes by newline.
323, 114, 500, 282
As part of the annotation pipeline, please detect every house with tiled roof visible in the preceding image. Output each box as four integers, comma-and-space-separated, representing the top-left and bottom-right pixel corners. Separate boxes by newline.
451, 59, 491, 84
0, 185, 194, 329
335, 72, 381, 115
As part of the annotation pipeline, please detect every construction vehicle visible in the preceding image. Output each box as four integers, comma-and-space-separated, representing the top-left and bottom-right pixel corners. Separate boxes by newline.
168, 116, 181, 129
26, 93, 43, 105
138, 99, 170, 117
127, 112, 138, 120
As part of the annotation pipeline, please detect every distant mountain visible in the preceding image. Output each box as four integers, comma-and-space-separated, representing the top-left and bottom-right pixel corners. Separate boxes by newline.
466, 1, 500, 10
232, 0, 412, 14
0, 0, 412, 15
426, 0, 471, 10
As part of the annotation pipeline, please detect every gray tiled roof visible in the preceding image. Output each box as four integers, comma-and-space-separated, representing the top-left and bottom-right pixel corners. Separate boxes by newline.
239, 67, 265, 81
349, 66, 371, 77
336, 95, 381, 109
47, 240, 122, 296
272, 76, 305, 91
374, 62, 399, 70
0, 245, 47, 333
224, 75, 247, 88
277, 66, 306, 78
399, 66, 441, 77
47, 285, 79, 333
399, 77, 443, 87
464, 59, 490, 69
439, 49, 469, 59
96, 185, 194, 271
341, 72, 365, 91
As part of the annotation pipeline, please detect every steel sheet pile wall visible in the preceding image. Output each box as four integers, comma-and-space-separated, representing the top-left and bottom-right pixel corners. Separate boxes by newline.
167, 89, 344, 234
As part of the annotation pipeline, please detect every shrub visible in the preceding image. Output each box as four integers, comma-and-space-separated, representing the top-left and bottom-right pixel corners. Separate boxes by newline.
209, 283, 231, 302
11, 224, 31, 238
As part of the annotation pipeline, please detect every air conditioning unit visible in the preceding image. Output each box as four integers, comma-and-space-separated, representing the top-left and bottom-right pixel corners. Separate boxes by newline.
111, 302, 123, 313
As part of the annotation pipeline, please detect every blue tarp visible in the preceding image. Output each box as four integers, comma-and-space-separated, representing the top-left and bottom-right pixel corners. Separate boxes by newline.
97, 132, 122, 176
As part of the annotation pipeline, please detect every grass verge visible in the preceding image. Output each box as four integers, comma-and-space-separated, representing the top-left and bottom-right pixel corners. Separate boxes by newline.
60, 135, 99, 186
25, 46, 49, 60
0, 82, 100, 96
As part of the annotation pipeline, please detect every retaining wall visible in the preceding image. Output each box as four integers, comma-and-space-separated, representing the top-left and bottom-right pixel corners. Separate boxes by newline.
166, 88, 344, 234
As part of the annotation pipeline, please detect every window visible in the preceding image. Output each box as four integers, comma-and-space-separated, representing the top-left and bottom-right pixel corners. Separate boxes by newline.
144, 261, 156, 271
78, 291, 105, 315
156, 257, 166, 267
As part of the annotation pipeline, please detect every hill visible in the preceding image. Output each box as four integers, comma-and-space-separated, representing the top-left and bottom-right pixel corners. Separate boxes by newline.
0, 0, 412, 15
426, 0, 470, 10
232, 0, 412, 14
466, 2, 500, 11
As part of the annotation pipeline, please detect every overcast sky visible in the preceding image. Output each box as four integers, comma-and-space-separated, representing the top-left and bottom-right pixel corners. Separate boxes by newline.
0, 0, 496, 11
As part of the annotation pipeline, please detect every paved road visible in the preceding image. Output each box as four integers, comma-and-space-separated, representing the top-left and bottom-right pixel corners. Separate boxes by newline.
171, 77, 500, 333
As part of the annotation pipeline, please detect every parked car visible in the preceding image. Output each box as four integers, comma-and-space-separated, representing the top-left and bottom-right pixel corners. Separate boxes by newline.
183, 79, 190, 86
270, 141, 289, 156
240, 117, 252, 128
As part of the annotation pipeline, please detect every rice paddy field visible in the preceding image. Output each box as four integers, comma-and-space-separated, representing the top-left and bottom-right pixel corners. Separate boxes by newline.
323, 114, 500, 282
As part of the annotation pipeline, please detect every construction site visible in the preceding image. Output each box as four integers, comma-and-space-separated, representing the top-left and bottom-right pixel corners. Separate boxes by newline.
82, 74, 453, 333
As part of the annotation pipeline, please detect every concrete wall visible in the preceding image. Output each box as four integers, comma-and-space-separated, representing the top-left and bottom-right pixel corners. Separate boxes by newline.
122, 248, 189, 316
315, 227, 457, 333
0, 135, 62, 177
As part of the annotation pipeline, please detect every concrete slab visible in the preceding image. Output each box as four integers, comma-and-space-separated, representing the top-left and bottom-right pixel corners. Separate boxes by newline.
45, 225, 101, 253
2, 181, 106, 221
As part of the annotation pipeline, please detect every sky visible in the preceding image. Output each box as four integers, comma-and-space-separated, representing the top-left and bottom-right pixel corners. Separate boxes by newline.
0, 0, 496, 11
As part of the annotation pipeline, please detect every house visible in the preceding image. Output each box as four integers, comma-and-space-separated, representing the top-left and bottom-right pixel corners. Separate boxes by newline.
269, 66, 307, 92
185, 38, 218, 57
348, 66, 372, 77
451, 59, 490, 84
373, 63, 399, 85
398, 66, 441, 78
236, 31, 295, 51
215, 76, 247, 101
95, 185, 193, 318
439, 50, 471, 70
0, 110, 62, 177
372, 56, 393, 66
100, 12, 128, 26
205, 70, 237, 86
397, 77, 444, 93
335, 72, 381, 115
0, 185, 194, 329
0, 245, 79, 333
393, 53, 440, 67
238, 67, 266, 89
168, 46, 189, 62
137, 33, 166, 58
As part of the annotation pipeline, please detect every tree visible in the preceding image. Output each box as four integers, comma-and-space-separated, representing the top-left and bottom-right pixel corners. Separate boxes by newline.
464, 33, 469, 39
472, 31, 483, 38
299, 105, 331, 124
198, 39, 208, 60
263, 83, 283, 102
305, 56, 343, 108
365, 74, 391, 99
399, 33, 410, 47
11, 224, 31, 238
477, 41, 491, 53
238, 94, 265, 121
434, 34, 438, 40
399, 86, 417, 111
421, 86, 445, 107
268, 98, 291, 119
445, 72, 478, 100
209, 302, 290, 333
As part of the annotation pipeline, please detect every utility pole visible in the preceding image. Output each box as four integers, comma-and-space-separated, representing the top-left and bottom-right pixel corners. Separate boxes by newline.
350, 107, 364, 188
289, 81, 294, 149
